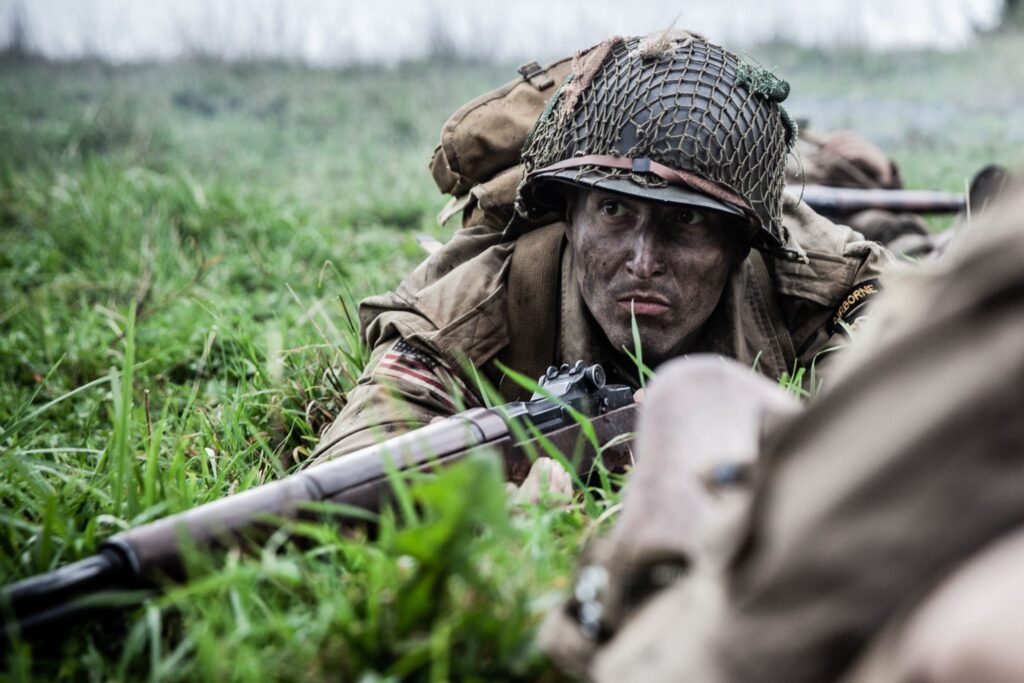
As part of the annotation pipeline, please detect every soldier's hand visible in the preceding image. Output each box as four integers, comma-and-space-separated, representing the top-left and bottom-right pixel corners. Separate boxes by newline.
430, 416, 574, 505
506, 457, 573, 506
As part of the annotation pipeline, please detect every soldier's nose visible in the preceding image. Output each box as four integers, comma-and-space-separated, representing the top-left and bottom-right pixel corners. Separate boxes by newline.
625, 236, 665, 279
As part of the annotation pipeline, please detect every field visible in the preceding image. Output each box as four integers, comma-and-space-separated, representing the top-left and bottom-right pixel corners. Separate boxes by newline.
2, 30, 1023, 680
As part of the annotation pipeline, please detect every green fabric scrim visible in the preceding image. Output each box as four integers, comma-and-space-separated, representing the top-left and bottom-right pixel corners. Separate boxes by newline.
737, 61, 798, 149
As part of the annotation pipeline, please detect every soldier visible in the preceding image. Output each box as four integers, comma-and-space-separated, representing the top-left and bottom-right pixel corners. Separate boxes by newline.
309, 31, 893, 465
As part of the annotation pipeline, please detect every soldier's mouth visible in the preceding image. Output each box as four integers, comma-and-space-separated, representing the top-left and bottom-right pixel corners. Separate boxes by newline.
618, 294, 671, 317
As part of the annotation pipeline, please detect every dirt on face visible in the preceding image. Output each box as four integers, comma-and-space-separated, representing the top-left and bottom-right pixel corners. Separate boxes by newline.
567, 189, 748, 366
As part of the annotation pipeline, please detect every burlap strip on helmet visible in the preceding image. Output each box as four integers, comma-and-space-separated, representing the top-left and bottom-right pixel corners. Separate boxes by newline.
558, 37, 624, 122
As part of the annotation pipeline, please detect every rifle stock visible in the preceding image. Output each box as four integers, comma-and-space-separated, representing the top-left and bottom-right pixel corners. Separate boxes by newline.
2, 361, 636, 643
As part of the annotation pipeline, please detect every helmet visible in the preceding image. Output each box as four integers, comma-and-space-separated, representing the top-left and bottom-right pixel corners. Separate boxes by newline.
515, 31, 798, 251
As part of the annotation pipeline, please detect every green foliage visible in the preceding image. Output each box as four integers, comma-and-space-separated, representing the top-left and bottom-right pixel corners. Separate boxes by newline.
622, 304, 655, 391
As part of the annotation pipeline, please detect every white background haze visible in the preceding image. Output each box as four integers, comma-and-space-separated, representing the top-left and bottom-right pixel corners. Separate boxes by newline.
0, 0, 1006, 65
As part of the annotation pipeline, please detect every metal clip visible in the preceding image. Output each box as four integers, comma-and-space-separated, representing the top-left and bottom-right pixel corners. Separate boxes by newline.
776, 246, 809, 264
517, 61, 555, 90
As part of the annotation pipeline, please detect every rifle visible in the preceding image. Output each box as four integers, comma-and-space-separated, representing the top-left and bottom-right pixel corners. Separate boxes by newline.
1, 361, 636, 644
791, 185, 966, 215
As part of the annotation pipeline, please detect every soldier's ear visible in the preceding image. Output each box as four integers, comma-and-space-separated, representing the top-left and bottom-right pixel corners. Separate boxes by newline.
731, 240, 752, 266
727, 219, 756, 266
563, 190, 579, 237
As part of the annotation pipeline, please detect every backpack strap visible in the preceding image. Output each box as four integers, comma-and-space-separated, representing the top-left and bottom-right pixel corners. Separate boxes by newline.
748, 249, 798, 376
501, 223, 566, 396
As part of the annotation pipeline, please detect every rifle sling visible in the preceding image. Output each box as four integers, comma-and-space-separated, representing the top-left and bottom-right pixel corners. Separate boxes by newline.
503, 223, 566, 396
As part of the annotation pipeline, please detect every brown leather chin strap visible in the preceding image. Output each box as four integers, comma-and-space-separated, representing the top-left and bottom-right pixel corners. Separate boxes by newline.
532, 155, 753, 216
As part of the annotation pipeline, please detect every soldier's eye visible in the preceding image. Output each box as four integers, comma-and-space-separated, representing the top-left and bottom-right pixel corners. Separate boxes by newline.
675, 208, 705, 225
599, 200, 626, 217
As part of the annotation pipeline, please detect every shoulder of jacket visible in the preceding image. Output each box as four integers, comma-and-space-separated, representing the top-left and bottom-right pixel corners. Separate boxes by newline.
772, 192, 894, 308
359, 230, 517, 369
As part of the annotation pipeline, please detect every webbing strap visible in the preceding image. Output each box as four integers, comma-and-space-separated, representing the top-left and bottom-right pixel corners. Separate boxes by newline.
748, 249, 797, 375
503, 222, 566, 393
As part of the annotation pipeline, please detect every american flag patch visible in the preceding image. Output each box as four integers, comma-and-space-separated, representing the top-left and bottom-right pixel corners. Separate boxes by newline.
375, 339, 477, 412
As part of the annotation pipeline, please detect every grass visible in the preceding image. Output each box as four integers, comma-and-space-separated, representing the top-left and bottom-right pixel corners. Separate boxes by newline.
2, 30, 1023, 680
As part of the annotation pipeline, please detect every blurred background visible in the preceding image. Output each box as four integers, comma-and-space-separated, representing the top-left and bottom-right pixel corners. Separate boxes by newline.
0, 0, 1011, 60
2, 0, 1021, 202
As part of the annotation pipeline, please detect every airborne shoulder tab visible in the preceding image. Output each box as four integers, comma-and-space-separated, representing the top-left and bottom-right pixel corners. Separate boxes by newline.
827, 279, 881, 337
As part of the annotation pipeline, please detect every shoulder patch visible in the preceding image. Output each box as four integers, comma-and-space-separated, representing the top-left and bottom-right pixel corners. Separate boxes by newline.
827, 279, 881, 337
376, 339, 478, 411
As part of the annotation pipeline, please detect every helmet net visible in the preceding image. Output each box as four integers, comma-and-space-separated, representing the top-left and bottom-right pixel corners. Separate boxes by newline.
517, 32, 797, 250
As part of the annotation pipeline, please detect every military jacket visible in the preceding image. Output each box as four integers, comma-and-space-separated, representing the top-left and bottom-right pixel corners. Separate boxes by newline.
310, 194, 892, 464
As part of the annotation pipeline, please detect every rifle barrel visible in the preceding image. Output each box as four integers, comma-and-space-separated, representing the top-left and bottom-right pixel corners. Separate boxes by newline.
2, 548, 132, 641
790, 185, 966, 215
109, 407, 511, 583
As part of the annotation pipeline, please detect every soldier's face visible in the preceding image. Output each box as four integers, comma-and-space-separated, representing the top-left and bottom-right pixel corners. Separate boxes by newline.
566, 189, 747, 366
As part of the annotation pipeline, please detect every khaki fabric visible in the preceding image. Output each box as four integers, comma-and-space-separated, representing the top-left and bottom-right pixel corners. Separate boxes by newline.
429, 57, 572, 200
561, 185, 1024, 682
710, 186, 1024, 683
790, 128, 902, 190
841, 526, 1024, 683
309, 200, 890, 465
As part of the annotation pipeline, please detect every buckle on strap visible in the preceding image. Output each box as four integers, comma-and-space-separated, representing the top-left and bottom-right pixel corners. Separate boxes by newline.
631, 158, 652, 174
517, 61, 555, 91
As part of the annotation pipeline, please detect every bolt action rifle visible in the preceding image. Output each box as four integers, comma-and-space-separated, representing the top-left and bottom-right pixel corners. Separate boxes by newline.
1, 361, 636, 644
